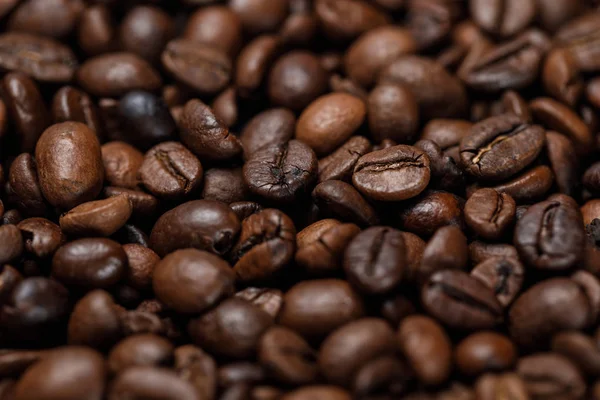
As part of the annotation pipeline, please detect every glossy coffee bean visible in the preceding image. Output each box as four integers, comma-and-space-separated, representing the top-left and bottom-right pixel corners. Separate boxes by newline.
315, 0, 389, 42
455, 332, 517, 376
184, 6, 242, 57
398, 191, 464, 237
150, 200, 240, 257
173, 345, 217, 400
108, 334, 174, 374
67, 289, 121, 350
552, 331, 600, 377
516, 353, 586, 400
229, 0, 288, 34
471, 257, 524, 307
312, 180, 379, 227
475, 373, 529, 400
119, 6, 174, 64
202, 167, 248, 204
0, 224, 23, 265
235, 35, 281, 97
470, 0, 536, 37
59, 195, 133, 237
8, 153, 48, 217
546, 131, 579, 197
101, 141, 144, 190
465, 188, 516, 240
318, 136, 371, 183
235, 287, 283, 319
108, 366, 198, 400
368, 84, 419, 144
418, 225, 468, 284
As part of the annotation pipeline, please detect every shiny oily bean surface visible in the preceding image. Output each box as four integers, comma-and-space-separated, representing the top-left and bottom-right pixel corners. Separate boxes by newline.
464, 188, 516, 240
59, 195, 132, 237
471, 257, 524, 307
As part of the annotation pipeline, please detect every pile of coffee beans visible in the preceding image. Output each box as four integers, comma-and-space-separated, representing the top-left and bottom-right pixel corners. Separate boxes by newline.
2, 0, 600, 399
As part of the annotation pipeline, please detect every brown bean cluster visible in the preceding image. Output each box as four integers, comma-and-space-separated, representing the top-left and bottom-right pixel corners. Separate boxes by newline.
1, 0, 600, 399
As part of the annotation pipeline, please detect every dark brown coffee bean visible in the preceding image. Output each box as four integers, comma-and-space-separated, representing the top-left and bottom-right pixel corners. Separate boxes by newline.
555, 12, 600, 72
13, 347, 105, 400
469, 241, 519, 265
0, 349, 45, 378
162, 39, 231, 96
174, 345, 217, 400
235, 35, 281, 98
282, 386, 351, 400
202, 167, 247, 204
8, 0, 81, 39
52, 238, 127, 288
422, 270, 503, 330
235, 287, 283, 319
318, 136, 371, 183
465, 188, 516, 240
475, 373, 528, 400
104, 187, 158, 221
552, 331, 600, 377
109, 366, 198, 400
78, 52, 162, 97
296, 219, 360, 275
229, 0, 288, 34
67, 289, 121, 349
460, 115, 545, 181
139, 141, 203, 200
8, 153, 48, 217
240, 108, 295, 159
230, 208, 296, 282
352, 355, 411, 399
211, 86, 238, 128
150, 200, 240, 257
546, 131, 579, 197
0, 225, 23, 265
487, 165, 554, 203
101, 141, 143, 189
421, 119, 472, 152
59, 195, 132, 237
78, 4, 115, 56
268, 51, 328, 111
279, 279, 364, 340
184, 6, 242, 57
230, 201, 264, 222
530, 97, 594, 155
543, 49, 583, 107
455, 332, 517, 376
279, 12, 317, 47
398, 315, 452, 386
243, 140, 317, 204
517, 353, 586, 400
470, 0, 535, 37
509, 278, 592, 348
108, 334, 174, 374
52, 86, 103, 137
17, 218, 64, 259
0, 32, 77, 82
352, 145, 430, 202
121, 244, 159, 291
258, 326, 317, 385
329, 74, 368, 101
398, 191, 464, 237
343, 226, 405, 294
379, 55, 468, 119
407, 0, 459, 50
35, 122, 104, 210
296, 93, 366, 156
119, 6, 174, 64
188, 298, 273, 359
312, 180, 379, 227
315, 0, 389, 42
345, 26, 416, 89
415, 139, 465, 193
471, 257, 524, 308
418, 225, 468, 284
2, 72, 51, 153
0, 265, 22, 304
368, 84, 419, 144
2, 209, 23, 226
514, 199, 585, 270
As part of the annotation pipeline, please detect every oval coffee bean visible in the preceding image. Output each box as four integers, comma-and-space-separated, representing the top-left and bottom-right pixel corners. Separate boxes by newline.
108, 334, 174, 374
235, 287, 284, 319
471, 257, 524, 307
318, 136, 371, 183
109, 367, 198, 400
52, 86, 103, 136
367, 84, 419, 144
235, 35, 281, 97
398, 191, 464, 237
455, 332, 517, 376
8, 153, 48, 217
59, 195, 133, 237
516, 353, 586, 400
465, 188, 516, 240
315, 0, 389, 42
67, 289, 121, 350
18, 217, 64, 259
552, 331, 600, 377
418, 225, 468, 284
101, 141, 144, 190
352, 145, 430, 202
35, 122, 104, 210
312, 180, 379, 227
470, 0, 536, 37
0, 225, 23, 265
491, 165, 554, 203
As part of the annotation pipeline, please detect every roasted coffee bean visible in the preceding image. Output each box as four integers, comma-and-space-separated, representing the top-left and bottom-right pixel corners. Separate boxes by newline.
329, 74, 368, 100
315, 0, 389, 42
229, 0, 288, 34
8, 0, 81, 39
352, 355, 411, 399
398, 191, 464, 237
241, 108, 295, 159
552, 331, 600, 377
109, 366, 198, 400
475, 373, 529, 400
101, 141, 143, 189
268, 51, 328, 111
78, 52, 162, 97
59, 195, 132, 237
312, 180, 379, 227
279, 279, 364, 340
422, 270, 503, 330
406, 0, 459, 50
414, 139, 465, 193
379, 55, 468, 119
318, 136, 371, 183
230, 208, 296, 282
77, 4, 115, 56
282, 386, 351, 400
343, 226, 405, 294
235, 288, 283, 319
460, 115, 545, 181
174, 345, 217, 400
211, 86, 238, 128
104, 188, 158, 221
421, 119, 472, 152
514, 199, 585, 270
230, 202, 264, 222
202, 167, 248, 204
368, 84, 419, 144
352, 145, 430, 202
139, 141, 203, 200
235, 35, 281, 97
464, 188, 516, 240
546, 131, 579, 197
0, 265, 22, 304
517, 353, 586, 400
296, 219, 360, 274
8, 153, 48, 217
108, 334, 174, 374
0, 32, 77, 82
398, 315, 451, 386
489, 165, 554, 203
163, 39, 231, 96
188, 298, 273, 359
2, 72, 51, 153
418, 225, 468, 284
52, 86, 103, 136
555, 12, 600, 72
119, 6, 174, 64
17, 218, 64, 259
584, 163, 600, 195
67, 289, 121, 349
0, 225, 23, 265
153, 249, 235, 314
470, 0, 536, 37
243, 140, 317, 204
509, 278, 593, 348
471, 257, 524, 307
543, 49, 583, 107
184, 6, 242, 57
455, 332, 517, 376
52, 238, 127, 289
150, 200, 240, 257
469, 241, 519, 265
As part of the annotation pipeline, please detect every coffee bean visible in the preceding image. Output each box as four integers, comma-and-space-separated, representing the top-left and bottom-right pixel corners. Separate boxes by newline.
315, 0, 389, 42
282, 386, 351, 400
471, 257, 524, 307
517, 353, 586, 400
465, 188, 516, 240
104, 187, 159, 221
552, 331, 600, 377
139, 141, 203, 200
584, 162, 600, 195
0, 32, 77, 82
153, 249, 235, 314
8, 0, 81, 39
345, 26, 416, 88
555, 12, 600, 72
546, 131, 579, 197
174, 345, 217, 400
235, 288, 283, 319
318, 136, 371, 183
421, 119, 473, 151
101, 141, 143, 189
78, 52, 162, 97
329, 74, 368, 101
455, 332, 517, 376
470, 0, 536, 37
475, 373, 529, 400
406, 0, 458, 50
230, 201, 263, 221
278, 279, 364, 340
379, 55, 468, 119
184, 6, 242, 57
258, 326, 318, 385
59, 195, 132, 237
418, 225, 468, 284
243, 140, 317, 203
229, 0, 289, 34
211, 86, 238, 128
150, 200, 240, 257
509, 278, 592, 348
67, 289, 121, 349
460, 115, 545, 181
119, 6, 174, 64
188, 298, 273, 359
108, 334, 174, 374
398, 191, 464, 237
52, 238, 127, 288
543, 49, 583, 107
489, 165, 554, 203
422, 270, 503, 330
202, 167, 248, 204
2, 72, 51, 153
8, 153, 48, 217
268, 51, 328, 111
368, 84, 419, 144
352, 355, 411, 399
16, 218, 64, 259
240, 108, 295, 159
398, 315, 452, 386
36, 122, 104, 210
13, 347, 105, 400
514, 199, 585, 270
77, 4, 114, 56
469, 241, 519, 265
0, 265, 22, 304
0, 225, 23, 265
0, 349, 45, 378
52, 86, 103, 137
235, 35, 281, 97
415, 139, 465, 193
109, 367, 198, 400
230, 208, 296, 282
